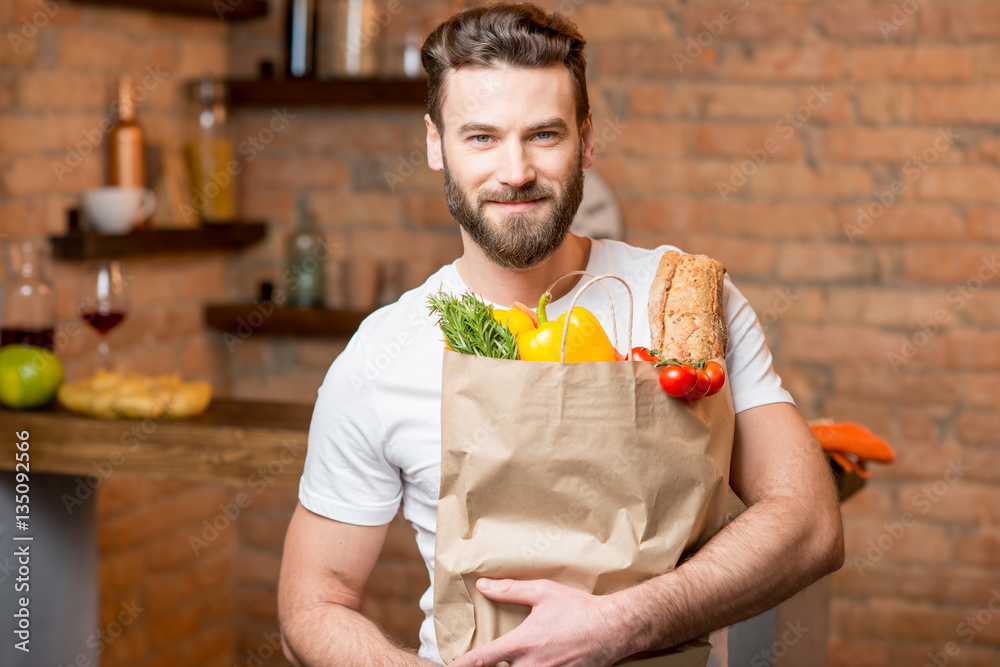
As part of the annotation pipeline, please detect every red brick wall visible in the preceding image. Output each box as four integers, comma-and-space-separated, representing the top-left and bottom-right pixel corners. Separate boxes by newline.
233, 486, 297, 667
98, 479, 236, 666
573, 3, 999, 666
4, 0, 998, 664
224, 0, 464, 402
225, 1, 457, 652
0, 2, 235, 382
1, 2, 242, 666
233, 1, 1000, 664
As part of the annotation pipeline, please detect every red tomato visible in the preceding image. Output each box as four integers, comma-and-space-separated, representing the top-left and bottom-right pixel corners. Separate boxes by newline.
659, 363, 696, 397
682, 369, 712, 402
703, 361, 726, 396
631, 347, 659, 363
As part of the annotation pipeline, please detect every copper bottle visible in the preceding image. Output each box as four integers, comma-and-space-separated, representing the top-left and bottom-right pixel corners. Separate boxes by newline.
108, 75, 145, 189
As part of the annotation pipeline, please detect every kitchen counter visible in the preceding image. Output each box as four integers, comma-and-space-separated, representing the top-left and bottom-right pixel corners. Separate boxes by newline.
0, 399, 313, 488
0, 399, 314, 666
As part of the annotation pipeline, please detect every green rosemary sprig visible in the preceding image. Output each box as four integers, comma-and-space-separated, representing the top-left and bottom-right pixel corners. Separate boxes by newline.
427, 290, 519, 359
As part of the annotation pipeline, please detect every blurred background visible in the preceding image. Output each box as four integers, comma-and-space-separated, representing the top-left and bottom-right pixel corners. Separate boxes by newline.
0, 0, 998, 665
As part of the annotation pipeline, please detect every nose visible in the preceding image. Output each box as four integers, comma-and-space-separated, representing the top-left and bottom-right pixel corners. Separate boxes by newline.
495, 141, 536, 190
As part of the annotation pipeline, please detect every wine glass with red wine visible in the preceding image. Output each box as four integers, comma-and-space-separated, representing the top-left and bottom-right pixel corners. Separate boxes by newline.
79, 261, 129, 368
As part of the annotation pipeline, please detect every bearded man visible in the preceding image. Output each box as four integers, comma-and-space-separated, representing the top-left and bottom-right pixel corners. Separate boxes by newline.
278, 4, 844, 666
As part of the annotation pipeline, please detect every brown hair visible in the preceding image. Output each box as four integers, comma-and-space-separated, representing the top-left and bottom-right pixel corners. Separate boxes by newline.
420, 2, 589, 132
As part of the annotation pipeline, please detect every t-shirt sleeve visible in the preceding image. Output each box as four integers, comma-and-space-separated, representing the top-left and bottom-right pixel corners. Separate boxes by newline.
298, 333, 403, 526
722, 275, 796, 414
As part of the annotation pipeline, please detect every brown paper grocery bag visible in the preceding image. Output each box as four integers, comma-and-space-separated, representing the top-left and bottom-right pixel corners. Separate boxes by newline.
434, 274, 736, 666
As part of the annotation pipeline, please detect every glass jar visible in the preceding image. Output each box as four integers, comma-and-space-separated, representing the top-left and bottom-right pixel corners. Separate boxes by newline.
1, 241, 57, 351
379, 5, 423, 78
325, 0, 379, 77
286, 213, 327, 309
184, 79, 237, 223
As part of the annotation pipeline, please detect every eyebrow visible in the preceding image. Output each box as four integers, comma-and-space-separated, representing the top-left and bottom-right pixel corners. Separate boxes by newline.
456, 117, 570, 135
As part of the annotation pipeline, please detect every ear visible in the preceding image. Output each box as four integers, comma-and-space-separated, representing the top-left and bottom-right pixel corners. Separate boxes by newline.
425, 114, 443, 171
580, 111, 595, 169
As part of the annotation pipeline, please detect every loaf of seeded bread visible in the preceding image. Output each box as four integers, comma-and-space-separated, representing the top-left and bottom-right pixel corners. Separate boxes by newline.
647, 250, 728, 361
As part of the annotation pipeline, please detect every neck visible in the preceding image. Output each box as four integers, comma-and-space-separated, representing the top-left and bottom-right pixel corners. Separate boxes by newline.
456, 231, 592, 308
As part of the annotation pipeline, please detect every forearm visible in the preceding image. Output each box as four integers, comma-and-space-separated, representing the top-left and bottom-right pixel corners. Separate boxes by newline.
613, 492, 844, 654
281, 602, 434, 667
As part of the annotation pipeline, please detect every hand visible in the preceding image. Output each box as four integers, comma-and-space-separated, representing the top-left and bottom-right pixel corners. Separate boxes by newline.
449, 578, 636, 667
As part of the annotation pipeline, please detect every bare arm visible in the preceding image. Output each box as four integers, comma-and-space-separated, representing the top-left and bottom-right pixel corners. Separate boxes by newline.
614, 401, 845, 654
278, 503, 434, 667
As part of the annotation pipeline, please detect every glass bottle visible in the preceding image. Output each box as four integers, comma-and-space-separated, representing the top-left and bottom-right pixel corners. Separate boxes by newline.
286, 208, 327, 309
108, 75, 145, 189
379, 5, 422, 78
403, 23, 422, 79
285, 0, 319, 78
330, 0, 378, 76
1, 241, 57, 351
184, 79, 237, 223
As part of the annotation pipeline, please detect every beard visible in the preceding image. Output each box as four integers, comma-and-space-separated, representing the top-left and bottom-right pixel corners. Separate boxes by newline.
443, 151, 585, 270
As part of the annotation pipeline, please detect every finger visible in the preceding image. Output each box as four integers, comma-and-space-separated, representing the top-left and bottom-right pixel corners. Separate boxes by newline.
450, 638, 512, 667
476, 577, 549, 606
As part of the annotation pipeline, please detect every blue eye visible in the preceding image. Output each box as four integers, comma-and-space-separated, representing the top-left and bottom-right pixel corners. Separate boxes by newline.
536, 131, 554, 140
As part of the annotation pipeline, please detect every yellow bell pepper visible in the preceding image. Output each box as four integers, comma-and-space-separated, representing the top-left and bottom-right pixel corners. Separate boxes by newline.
517, 292, 618, 363
491, 307, 535, 338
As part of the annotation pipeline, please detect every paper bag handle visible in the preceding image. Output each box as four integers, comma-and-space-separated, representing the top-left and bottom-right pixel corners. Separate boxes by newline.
545, 270, 619, 346
545, 271, 633, 363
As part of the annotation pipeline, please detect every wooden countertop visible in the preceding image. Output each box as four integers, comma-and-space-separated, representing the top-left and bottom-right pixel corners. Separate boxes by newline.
0, 399, 313, 488
0, 400, 866, 501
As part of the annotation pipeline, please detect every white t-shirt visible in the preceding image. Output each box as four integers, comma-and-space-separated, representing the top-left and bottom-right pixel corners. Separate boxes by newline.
300, 238, 794, 665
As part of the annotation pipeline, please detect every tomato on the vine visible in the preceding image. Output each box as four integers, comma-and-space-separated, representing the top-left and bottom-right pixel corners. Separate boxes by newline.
631, 347, 660, 363
658, 363, 696, 397
703, 360, 726, 396
682, 369, 712, 402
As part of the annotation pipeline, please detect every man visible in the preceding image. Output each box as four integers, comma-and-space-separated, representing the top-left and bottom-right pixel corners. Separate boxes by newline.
278, 4, 844, 666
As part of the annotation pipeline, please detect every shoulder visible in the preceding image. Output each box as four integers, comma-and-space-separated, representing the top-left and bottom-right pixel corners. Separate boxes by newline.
357, 266, 457, 345
599, 238, 744, 297
591, 238, 687, 297
319, 264, 456, 387
596, 238, 683, 264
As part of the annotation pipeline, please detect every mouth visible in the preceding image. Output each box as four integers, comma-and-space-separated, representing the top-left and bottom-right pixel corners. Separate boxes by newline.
487, 198, 545, 213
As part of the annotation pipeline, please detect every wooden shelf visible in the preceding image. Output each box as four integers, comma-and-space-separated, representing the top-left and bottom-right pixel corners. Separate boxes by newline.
225, 77, 427, 108
205, 303, 370, 337
67, 0, 268, 21
0, 399, 310, 488
49, 222, 267, 260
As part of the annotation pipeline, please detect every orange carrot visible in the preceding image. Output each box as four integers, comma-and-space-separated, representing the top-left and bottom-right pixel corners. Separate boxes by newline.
828, 450, 871, 479
810, 422, 895, 463
513, 301, 539, 328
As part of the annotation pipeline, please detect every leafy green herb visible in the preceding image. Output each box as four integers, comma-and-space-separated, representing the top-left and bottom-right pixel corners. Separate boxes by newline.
427, 290, 519, 359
